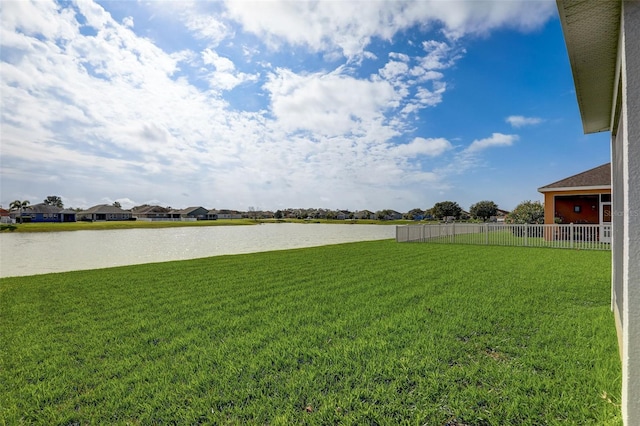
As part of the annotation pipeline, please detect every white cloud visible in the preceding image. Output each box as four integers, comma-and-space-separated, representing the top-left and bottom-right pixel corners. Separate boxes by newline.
122, 16, 134, 28
223, 0, 555, 59
389, 52, 410, 62
393, 137, 452, 157
420, 40, 464, 70
180, 5, 231, 46
416, 83, 447, 106
379, 60, 409, 81
506, 115, 544, 127
466, 133, 519, 153
201, 48, 259, 90
263, 68, 400, 137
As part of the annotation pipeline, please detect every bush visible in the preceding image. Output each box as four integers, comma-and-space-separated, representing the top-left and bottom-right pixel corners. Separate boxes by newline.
507, 200, 544, 224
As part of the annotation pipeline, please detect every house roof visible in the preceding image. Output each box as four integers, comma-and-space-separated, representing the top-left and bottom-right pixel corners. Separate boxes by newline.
24, 203, 63, 214
81, 204, 129, 214
170, 206, 206, 215
131, 205, 169, 214
556, 0, 621, 133
538, 163, 611, 192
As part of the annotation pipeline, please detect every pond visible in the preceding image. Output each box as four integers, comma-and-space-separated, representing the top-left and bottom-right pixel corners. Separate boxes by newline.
0, 223, 396, 278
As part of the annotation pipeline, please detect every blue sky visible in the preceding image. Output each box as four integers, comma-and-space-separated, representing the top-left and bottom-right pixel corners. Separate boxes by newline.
0, 0, 611, 212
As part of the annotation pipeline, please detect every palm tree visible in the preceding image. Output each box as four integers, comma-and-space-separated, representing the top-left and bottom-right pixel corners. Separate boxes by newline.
9, 200, 30, 224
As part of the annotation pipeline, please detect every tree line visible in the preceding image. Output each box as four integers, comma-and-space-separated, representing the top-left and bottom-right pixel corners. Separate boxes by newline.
7, 195, 545, 224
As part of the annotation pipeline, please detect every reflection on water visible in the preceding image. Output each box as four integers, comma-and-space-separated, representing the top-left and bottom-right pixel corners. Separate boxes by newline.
0, 223, 396, 278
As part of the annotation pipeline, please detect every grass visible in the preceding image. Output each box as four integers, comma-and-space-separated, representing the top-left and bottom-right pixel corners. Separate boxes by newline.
0, 241, 621, 425
0, 218, 411, 233
0, 219, 259, 233
424, 230, 611, 250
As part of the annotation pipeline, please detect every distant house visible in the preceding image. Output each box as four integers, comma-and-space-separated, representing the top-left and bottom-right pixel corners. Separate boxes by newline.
0, 208, 12, 223
169, 207, 209, 220
491, 209, 510, 223
538, 163, 611, 242
382, 210, 403, 221
18, 203, 77, 223
79, 204, 131, 221
209, 209, 243, 220
131, 205, 171, 220
336, 210, 351, 220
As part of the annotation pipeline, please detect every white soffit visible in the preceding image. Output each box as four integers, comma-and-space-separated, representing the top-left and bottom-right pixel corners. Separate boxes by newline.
556, 0, 621, 133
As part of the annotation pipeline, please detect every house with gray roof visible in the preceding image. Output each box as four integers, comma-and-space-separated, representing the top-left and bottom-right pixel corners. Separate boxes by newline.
79, 204, 132, 221
18, 203, 77, 222
168, 207, 209, 220
538, 163, 611, 241
131, 205, 171, 220
208, 209, 242, 220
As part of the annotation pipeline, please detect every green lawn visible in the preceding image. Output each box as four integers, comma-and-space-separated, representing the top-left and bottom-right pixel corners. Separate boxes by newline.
0, 241, 621, 425
0, 218, 413, 233
0, 219, 259, 233
424, 230, 611, 251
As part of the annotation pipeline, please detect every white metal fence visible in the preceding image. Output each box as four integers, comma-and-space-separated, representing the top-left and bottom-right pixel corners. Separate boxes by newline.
396, 223, 611, 250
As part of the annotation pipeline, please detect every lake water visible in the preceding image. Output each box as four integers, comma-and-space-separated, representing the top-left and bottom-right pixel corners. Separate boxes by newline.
0, 223, 396, 278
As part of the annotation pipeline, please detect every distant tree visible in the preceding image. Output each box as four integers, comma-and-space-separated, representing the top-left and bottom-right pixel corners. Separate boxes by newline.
507, 200, 544, 224
247, 206, 259, 221
43, 195, 63, 208
10, 200, 30, 223
406, 208, 425, 220
274, 210, 283, 219
112, 201, 122, 208
431, 201, 462, 220
375, 209, 393, 220
470, 200, 498, 221
423, 208, 434, 220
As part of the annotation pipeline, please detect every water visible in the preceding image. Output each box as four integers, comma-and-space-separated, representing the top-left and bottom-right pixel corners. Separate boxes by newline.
0, 223, 396, 278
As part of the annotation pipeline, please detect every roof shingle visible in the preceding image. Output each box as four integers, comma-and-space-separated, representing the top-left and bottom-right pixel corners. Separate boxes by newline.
538, 163, 611, 191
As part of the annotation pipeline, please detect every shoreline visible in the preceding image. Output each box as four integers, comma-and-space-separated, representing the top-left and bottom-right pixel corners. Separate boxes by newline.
0, 218, 413, 233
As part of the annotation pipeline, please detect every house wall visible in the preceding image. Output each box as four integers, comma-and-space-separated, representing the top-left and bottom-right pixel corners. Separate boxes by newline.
611, 2, 640, 423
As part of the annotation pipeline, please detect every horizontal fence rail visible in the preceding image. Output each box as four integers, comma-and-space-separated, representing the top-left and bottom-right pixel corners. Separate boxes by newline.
396, 223, 611, 251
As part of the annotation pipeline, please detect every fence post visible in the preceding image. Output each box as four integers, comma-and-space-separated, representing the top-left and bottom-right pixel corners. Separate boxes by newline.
452, 222, 456, 243
422, 224, 425, 242
570, 223, 574, 249
524, 224, 528, 246
485, 223, 489, 245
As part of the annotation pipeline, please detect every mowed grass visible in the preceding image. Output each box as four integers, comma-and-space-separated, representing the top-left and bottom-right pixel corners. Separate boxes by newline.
426, 230, 611, 251
0, 219, 259, 233
1, 218, 412, 233
0, 241, 621, 425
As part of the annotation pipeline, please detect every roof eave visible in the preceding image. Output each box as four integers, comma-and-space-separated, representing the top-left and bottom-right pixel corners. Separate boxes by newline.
538, 185, 611, 193
556, 0, 621, 134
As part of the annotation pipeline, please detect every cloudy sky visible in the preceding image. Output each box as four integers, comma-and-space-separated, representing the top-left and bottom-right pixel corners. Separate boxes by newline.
0, 0, 611, 212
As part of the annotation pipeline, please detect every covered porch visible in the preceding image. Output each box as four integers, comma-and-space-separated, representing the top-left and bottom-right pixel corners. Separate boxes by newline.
538, 163, 611, 242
